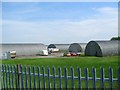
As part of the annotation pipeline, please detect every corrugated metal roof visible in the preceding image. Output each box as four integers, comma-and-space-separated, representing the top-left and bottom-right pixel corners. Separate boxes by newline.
85, 40, 120, 57
48, 44, 70, 51
1, 43, 47, 56
68, 43, 87, 53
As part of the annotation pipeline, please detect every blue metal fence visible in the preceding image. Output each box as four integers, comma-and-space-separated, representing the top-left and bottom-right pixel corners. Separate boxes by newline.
1, 64, 119, 89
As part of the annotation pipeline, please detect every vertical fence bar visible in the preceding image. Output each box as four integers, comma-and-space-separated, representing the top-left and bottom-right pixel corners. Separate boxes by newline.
84, 67, 89, 90
70, 67, 74, 90
37, 66, 41, 89
42, 66, 46, 90
9, 65, 12, 89
64, 67, 68, 89
2, 65, 4, 89
2, 65, 5, 89
77, 67, 81, 90
8, 65, 11, 89
47, 67, 51, 90
4, 65, 6, 89
109, 67, 113, 90
28, 66, 32, 89
33, 66, 36, 89
58, 67, 62, 90
19, 64, 22, 89
100, 67, 104, 90
20, 65, 24, 89
3, 65, 5, 89
17, 64, 20, 89
14, 65, 17, 89
92, 67, 96, 90
53, 66, 56, 90
5, 65, 8, 89
17, 64, 22, 89
25, 66, 28, 89
118, 66, 120, 90
0, 65, 1, 89
11, 65, 14, 89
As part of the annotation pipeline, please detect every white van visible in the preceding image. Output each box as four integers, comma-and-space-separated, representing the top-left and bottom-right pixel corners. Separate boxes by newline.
39, 50, 48, 56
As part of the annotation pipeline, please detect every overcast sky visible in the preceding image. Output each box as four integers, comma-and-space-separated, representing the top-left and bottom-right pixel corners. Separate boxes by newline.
2, 2, 118, 44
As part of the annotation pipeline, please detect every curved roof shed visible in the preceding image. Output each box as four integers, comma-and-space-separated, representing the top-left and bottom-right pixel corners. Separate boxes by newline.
85, 40, 120, 57
1, 43, 47, 56
48, 44, 70, 51
47, 44, 56, 48
68, 43, 87, 53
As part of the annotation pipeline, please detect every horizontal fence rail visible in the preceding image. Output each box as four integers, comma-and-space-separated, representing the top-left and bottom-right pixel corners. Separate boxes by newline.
1, 64, 119, 89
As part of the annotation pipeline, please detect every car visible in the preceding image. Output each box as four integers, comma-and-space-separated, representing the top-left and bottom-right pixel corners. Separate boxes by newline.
70, 52, 77, 56
63, 52, 71, 57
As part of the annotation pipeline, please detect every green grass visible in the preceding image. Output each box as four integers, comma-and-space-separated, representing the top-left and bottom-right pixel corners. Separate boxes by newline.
2, 56, 119, 77
2, 56, 119, 88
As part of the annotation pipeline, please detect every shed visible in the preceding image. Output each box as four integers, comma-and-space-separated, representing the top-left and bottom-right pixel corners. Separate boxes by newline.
1, 43, 47, 57
68, 43, 87, 54
47, 44, 56, 48
85, 40, 120, 57
48, 44, 70, 51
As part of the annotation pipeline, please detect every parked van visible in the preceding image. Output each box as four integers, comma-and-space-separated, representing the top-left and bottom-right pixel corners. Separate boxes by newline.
39, 50, 48, 56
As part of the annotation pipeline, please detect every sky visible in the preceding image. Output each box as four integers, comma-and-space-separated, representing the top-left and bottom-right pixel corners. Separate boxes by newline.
2, 2, 118, 44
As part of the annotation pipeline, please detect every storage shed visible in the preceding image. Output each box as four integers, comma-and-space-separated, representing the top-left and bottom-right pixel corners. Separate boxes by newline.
68, 43, 87, 54
48, 44, 56, 48
85, 40, 120, 57
48, 44, 70, 51
1, 43, 47, 57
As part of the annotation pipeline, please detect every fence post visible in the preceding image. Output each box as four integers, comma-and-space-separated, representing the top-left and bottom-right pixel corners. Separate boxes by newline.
25, 65, 28, 89
100, 67, 104, 90
70, 67, 74, 90
53, 66, 56, 90
58, 66, 62, 89
118, 66, 120, 90
37, 66, 41, 89
20, 65, 24, 89
2, 64, 5, 89
109, 67, 113, 90
77, 67, 81, 90
28, 65, 32, 90
64, 67, 68, 89
5, 65, 8, 89
92, 67, 96, 90
84, 67, 89, 90
11, 65, 14, 89
33, 66, 37, 89
0, 64, 2, 90
8, 65, 12, 88
17, 64, 22, 89
42, 66, 46, 90
47, 67, 51, 90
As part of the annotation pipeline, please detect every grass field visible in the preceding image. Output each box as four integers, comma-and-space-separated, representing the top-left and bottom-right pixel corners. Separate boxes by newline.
2, 56, 119, 88
2, 56, 119, 77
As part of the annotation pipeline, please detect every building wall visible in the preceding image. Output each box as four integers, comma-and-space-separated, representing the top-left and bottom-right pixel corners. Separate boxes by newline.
1, 43, 47, 57
85, 40, 120, 57
68, 43, 87, 54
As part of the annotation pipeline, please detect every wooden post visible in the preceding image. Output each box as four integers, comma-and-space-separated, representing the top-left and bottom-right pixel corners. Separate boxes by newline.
17, 64, 21, 89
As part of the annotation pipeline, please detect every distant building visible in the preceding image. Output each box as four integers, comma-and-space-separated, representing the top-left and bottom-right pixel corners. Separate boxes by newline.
1, 43, 47, 57
48, 44, 70, 52
85, 40, 120, 57
68, 43, 87, 54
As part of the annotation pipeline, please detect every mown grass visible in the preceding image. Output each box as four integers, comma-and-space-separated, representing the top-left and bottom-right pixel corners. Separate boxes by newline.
2, 56, 119, 77
2, 56, 119, 88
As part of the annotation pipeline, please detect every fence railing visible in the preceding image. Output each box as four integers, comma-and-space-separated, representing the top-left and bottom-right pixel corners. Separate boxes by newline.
1, 64, 120, 89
